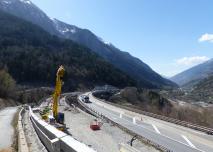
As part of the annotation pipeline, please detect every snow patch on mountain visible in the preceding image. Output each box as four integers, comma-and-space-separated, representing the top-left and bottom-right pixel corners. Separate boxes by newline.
2, 1, 12, 4
19, 0, 32, 5
60, 28, 76, 34
51, 18, 77, 34
98, 37, 112, 46
1, 0, 32, 5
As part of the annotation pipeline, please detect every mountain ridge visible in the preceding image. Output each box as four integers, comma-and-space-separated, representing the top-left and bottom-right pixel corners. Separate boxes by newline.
170, 59, 213, 87
0, 0, 177, 89
0, 9, 136, 90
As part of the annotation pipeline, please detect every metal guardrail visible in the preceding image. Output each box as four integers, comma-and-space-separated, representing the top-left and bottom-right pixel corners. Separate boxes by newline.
92, 93, 213, 135
29, 106, 96, 152
77, 97, 171, 152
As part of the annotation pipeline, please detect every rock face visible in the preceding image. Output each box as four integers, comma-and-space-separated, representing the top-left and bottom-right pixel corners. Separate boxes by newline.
170, 59, 213, 87
0, 0, 177, 89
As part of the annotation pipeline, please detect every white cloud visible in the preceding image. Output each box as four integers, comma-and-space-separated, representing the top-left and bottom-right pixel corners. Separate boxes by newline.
198, 33, 213, 43
175, 56, 210, 66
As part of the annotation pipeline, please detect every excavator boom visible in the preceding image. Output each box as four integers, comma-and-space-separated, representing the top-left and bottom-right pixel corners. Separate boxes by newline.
52, 65, 65, 119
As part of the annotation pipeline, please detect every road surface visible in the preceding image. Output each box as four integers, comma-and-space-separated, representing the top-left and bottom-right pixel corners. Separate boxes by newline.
0, 107, 18, 149
79, 92, 213, 152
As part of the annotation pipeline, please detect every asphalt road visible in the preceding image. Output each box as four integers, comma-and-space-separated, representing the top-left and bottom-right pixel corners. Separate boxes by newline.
0, 107, 18, 149
79, 93, 213, 152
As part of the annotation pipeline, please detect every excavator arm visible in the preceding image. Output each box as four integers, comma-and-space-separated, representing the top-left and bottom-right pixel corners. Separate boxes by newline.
52, 65, 65, 119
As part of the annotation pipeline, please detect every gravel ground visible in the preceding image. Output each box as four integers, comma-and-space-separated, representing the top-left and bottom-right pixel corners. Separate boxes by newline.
22, 110, 47, 152
62, 106, 159, 152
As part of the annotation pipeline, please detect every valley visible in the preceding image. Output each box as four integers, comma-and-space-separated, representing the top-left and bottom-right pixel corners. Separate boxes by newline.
0, 0, 212, 152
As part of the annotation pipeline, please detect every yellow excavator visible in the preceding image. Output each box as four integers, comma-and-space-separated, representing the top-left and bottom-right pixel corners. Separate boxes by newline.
52, 65, 66, 131
52, 65, 65, 120
41, 65, 66, 131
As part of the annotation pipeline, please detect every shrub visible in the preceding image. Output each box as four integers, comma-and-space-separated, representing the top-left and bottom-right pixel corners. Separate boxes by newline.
0, 69, 16, 98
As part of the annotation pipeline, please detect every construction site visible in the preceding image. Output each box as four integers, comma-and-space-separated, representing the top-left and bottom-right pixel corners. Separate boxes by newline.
22, 65, 157, 152
1, 66, 213, 152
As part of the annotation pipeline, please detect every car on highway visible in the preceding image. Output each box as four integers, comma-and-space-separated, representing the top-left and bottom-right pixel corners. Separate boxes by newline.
80, 95, 92, 103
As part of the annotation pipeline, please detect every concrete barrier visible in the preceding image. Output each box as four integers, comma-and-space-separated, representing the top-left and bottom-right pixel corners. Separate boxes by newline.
17, 108, 29, 152
30, 118, 60, 152
60, 136, 95, 152
29, 106, 96, 152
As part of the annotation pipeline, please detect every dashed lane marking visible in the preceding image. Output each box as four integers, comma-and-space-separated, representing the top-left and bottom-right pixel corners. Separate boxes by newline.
181, 135, 196, 148
152, 124, 161, 134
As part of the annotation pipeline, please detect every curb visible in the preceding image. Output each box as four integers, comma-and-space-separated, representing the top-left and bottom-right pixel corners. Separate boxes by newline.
17, 108, 29, 152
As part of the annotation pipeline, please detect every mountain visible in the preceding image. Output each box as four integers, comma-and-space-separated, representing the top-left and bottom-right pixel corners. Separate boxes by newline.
0, 0, 60, 35
168, 75, 213, 103
189, 75, 213, 103
170, 59, 213, 87
53, 19, 177, 88
0, 9, 136, 90
0, 0, 177, 89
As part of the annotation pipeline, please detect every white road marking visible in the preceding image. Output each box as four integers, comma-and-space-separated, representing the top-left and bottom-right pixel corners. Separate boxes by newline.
152, 124, 161, 134
119, 113, 122, 118
87, 99, 206, 152
181, 135, 196, 148
133, 117, 136, 124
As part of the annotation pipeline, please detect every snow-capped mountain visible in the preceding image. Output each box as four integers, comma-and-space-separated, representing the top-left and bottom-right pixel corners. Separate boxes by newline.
0, 0, 177, 88
0, 0, 60, 35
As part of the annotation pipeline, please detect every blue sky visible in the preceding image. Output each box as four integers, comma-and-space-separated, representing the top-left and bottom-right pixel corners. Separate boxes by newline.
31, 0, 213, 77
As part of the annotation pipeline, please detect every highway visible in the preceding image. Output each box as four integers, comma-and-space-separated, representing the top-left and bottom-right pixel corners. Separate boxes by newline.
79, 92, 213, 152
0, 107, 18, 149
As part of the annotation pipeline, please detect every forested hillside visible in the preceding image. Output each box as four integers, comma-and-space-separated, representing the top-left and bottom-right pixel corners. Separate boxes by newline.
0, 10, 136, 91
0, 0, 177, 89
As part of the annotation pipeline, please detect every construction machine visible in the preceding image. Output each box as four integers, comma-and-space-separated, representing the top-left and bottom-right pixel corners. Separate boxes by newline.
40, 65, 66, 131
52, 65, 65, 120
